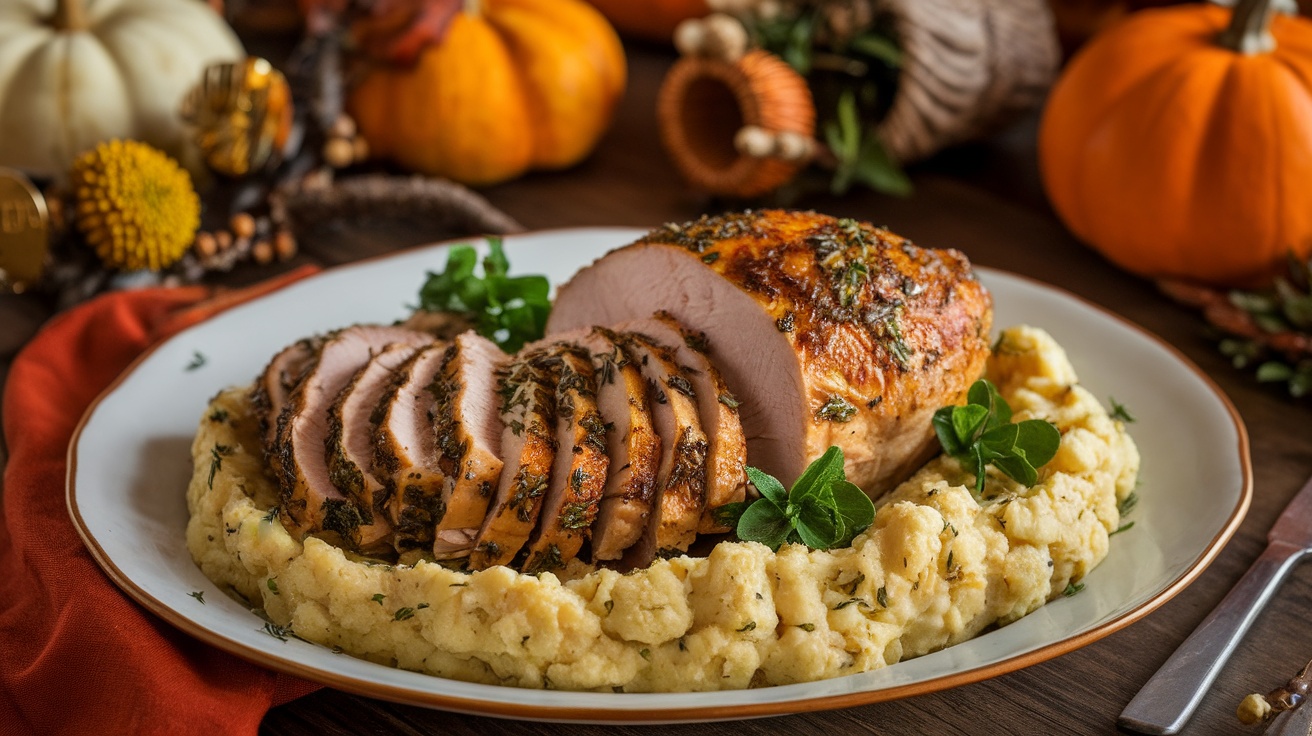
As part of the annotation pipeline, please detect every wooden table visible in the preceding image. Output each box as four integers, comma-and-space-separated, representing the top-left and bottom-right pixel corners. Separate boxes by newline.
3, 41, 1309, 736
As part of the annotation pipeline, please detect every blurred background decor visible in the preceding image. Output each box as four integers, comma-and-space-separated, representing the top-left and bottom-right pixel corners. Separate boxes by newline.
0, 0, 244, 181
1039, 0, 1312, 288
656, 0, 1060, 199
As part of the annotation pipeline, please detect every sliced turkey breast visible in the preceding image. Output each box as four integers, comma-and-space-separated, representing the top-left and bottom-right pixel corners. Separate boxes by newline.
615, 330, 709, 567
275, 325, 432, 551
572, 327, 660, 562
638, 311, 747, 533
520, 345, 609, 574
374, 343, 452, 552
252, 336, 321, 455
468, 352, 558, 570
325, 341, 426, 548
546, 210, 993, 493
430, 332, 509, 560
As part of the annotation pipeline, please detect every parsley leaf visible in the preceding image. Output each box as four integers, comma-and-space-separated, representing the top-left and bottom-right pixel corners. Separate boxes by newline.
416, 237, 551, 353
723, 446, 875, 551
933, 379, 1061, 495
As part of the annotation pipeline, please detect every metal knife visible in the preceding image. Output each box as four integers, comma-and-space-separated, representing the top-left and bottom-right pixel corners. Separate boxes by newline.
1119, 472, 1312, 735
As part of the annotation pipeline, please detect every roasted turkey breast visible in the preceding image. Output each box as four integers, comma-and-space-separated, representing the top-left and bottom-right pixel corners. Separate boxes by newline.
546, 210, 993, 493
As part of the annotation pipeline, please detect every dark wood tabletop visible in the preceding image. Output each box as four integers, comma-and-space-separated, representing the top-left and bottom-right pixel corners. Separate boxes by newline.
3, 40, 1310, 736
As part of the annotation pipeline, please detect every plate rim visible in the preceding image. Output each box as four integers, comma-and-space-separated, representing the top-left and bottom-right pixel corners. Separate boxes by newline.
65, 227, 1253, 723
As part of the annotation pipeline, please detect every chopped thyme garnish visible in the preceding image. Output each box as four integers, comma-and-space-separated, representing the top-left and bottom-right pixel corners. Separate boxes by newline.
843, 572, 865, 595
449, 582, 468, 587
701, 251, 720, 264
877, 586, 888, 608
371, 593, 386, 605
418, 602, 430, 609
188, 590, 205, 604
797, 623, 815, 632
717, 392, 740, 409
1108, 397, 1136, 423
207, 444, 233, 489
261, 622, 292, 642
261, 507, 279, 524
560, 500, 591, 530
639, 648, 651, 661
816, 395, 857, 422
1063, 581, 1085, 597
736, 621, 757, 632
394, 607, 415, 621
185, 350, 207, 371
266, 578, 279, 595
666, 374, 695, 398
1110, 521, 1135, 537
834, 598, 867, 610
604, 599, 615, 614
1118, 492, 1139, 518
776, 311, 795, 333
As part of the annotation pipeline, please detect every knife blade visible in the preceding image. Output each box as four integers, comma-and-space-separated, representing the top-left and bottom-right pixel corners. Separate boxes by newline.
1119, 472, 1312, 735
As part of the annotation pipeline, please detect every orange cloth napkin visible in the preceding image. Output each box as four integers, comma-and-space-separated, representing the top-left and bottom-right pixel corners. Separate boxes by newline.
0, 269, 322, 736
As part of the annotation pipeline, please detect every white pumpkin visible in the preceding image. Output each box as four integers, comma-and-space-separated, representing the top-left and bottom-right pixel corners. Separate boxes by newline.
0, 0, 244, 179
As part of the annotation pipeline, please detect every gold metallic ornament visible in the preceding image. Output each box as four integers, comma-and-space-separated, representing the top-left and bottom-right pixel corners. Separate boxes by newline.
0, 168, 49, 293
182, 57, 294, 177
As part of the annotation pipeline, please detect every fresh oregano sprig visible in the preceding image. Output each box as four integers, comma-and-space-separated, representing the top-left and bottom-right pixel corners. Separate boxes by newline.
933, 379, 1061, 495
416, 237, 551, 353
719, 446, 875, 551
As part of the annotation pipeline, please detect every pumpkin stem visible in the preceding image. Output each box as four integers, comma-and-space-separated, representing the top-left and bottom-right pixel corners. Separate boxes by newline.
52, 0, 89, 32
1218, 0, 1294, 54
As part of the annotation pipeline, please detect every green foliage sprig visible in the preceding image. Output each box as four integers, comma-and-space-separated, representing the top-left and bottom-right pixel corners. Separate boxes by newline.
933, 379, 1061, 495
416, 238, 551, 353
718, 446, 875, 551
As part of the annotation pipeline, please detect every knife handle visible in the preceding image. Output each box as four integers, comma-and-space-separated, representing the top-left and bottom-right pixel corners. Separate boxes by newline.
1118, 540, 1309, 735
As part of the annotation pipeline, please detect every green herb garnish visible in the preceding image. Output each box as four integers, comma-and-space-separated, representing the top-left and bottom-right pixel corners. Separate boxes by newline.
394, 607, 415, 621
416, 237, 551, 353
1109, 521, 1135, 537
1063, 581, 1085, 597
261, 622, 293, 641
185, 351, 207, 371
188, 590, 205, 604
933, 379, 1061, 495
266, 578, 279, 595
371, 593, 385, 605
1108, 397, 1136, 423
720, 446, 875, 551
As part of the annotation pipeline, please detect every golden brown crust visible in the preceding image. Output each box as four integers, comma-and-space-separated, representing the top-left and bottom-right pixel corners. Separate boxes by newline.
639, 210, 992, 491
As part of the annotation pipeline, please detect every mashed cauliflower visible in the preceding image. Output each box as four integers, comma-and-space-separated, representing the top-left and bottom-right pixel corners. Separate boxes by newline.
186, 325, 1139, 691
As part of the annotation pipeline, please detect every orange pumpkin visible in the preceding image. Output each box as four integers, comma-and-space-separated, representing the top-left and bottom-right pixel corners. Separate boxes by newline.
1039, 0, 1312, 287
585, 0, 708, 42
349, 0, 626, 186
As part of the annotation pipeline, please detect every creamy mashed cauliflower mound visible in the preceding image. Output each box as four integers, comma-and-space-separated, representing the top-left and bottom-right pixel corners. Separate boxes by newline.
186, 326, 1140, 691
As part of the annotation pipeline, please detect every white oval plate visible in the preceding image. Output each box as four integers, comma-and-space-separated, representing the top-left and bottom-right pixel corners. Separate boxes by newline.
68, 228, 1251, 723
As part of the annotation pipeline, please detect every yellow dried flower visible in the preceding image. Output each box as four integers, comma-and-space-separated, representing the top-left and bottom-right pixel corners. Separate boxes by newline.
71, 140, 201, 271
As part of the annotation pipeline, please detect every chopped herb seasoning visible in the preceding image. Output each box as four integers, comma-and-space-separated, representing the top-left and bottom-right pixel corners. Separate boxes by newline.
666, 374, 696, 398
604, 599, 615, 614
639, 648, 651, 661
816, 395, 857, 422
678, 638, 687, 651
207, 444, 232, 489
188, 590, 205, 604
449, 582, 468, 587
371, 593, 386, 605
797, 623, 816, 632
418, 602, 430, 609
262, 507, 279, 524
877, 586, 888, 608
834, 598, 867, 610
266, 578, 279, 595
717, 392, 740, 409
560, 499, 591, 529
1109, 521, 1135, 537
261, 622, 292, 642
946, 550, 955, 571
394, 607, 415, 621
737, 621, 757, 632
1108, 397, 1136, 423
1063, 581, 1085, 597
701, 251, 720, 264
776, 311, 795, 333
185, 351, 207, 371
843, 572, 866, 595
1118, 492, 1139, 518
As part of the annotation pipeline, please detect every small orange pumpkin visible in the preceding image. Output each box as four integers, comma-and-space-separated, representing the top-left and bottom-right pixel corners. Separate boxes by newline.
349, 0, 626, 186
1039, 0, 1312, 287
